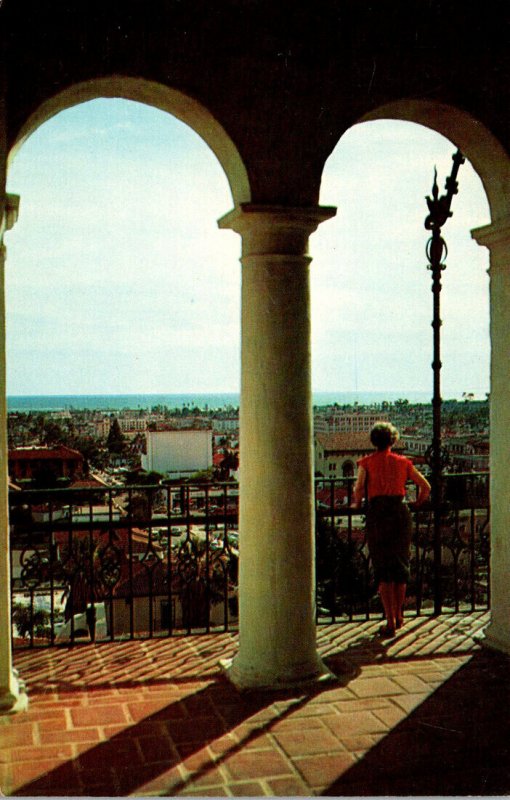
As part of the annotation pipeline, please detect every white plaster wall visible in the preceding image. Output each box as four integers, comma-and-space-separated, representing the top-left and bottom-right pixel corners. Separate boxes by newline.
143, 430, 212, 475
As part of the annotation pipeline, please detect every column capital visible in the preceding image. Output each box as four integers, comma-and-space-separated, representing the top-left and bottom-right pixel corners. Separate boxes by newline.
471, 218, 510, 249
0, 193, 20, 239
472, 218, 510, 274
218, 203, 336, 256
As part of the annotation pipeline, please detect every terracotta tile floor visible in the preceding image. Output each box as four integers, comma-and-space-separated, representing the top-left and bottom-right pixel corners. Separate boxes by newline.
1, 612, 509, 796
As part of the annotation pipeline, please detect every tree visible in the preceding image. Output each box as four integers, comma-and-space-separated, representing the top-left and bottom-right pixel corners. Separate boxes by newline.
188, 468, 215, 483
106, 418, 126, 455
69, 435, 107, 470
12, 603, 51, 639
123, 469, 163, 485
215, 451, 239, 480
41, 420, 65, 446
123, 470, 165, 521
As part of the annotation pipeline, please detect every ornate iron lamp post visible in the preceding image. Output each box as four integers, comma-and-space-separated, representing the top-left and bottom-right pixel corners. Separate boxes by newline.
424, 149, 465, 615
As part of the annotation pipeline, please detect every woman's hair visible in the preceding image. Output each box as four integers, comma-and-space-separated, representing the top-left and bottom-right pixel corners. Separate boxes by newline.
370, 422, 399, 451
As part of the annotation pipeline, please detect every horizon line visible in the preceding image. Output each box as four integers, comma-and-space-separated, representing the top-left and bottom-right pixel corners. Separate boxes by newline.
8, 389, 436, 397
6, 390, 489, 400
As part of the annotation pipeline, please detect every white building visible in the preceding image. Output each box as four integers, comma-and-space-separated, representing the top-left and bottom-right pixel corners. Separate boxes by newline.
142, 430, 213, 477
92, 418, 111, 438
401, 435, 431, 459
213, 418, 239, 433
118, 417, 148, 434
314, 410, 389, 435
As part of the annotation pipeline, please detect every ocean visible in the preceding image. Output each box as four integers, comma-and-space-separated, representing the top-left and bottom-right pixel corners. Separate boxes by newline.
7, 391, 433, 413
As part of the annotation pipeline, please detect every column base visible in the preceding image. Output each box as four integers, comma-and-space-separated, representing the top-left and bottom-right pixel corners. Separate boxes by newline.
219, 655, 341, 692
0, 669, 28, 715
479, 620, 510, 657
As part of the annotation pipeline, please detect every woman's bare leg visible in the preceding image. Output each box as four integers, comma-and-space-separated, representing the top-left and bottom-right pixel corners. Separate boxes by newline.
378, 582, 396, 633
394, 582, 407, 628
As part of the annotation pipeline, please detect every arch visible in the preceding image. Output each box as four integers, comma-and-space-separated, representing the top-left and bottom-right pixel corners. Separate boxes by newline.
342, 460, 355, 478
359, 99, 510, 224
7, 76, 251, 206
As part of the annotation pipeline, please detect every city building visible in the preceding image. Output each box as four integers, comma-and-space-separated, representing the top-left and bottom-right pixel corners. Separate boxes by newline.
446, 435, 490, 472
314, 409, 389, 434
315, 432, 407, 478
315, 432, 373, 478
142, 429, 213, 477
8, 445, 84, 484
401, 434, 431, 459
91, 418, 110, 438
107, 559, 232, 636
117, 416, 148, 435
212, 418, 239, 434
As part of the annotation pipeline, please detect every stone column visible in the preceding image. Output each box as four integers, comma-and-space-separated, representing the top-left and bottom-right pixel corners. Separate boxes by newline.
218, 203, 336, 689
0, 194, 26, 712
472, 219, 510, 655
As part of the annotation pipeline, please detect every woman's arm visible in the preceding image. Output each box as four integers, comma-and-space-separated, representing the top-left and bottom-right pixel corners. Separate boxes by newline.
352, 465, 366, 508
410, 465, 431, 506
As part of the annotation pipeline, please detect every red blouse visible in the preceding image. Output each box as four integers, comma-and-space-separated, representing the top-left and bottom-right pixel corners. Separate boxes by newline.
357, 449, 414, 499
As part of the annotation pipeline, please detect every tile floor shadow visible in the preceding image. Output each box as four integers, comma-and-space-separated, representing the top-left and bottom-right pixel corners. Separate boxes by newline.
5, 614, 492, 796
322, 647, 510, 796
14, 682, 252, 795
10, 670, 340, 796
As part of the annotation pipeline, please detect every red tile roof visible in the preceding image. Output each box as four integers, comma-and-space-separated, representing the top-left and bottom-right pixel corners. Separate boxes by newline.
316, 486, 348, 505
316, 433, 406, 454
9, 445, 84, 461
53, 527, 164, 556
68, 476, 108, 490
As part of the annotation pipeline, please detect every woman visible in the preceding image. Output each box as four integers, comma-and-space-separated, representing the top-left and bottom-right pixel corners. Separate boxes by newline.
353, 422, 431, 637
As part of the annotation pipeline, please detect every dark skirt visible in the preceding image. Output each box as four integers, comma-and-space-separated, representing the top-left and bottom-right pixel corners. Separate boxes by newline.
366, 495, 413, 584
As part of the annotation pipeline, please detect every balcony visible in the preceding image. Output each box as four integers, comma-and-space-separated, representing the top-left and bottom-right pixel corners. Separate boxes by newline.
2, 475, 508, 796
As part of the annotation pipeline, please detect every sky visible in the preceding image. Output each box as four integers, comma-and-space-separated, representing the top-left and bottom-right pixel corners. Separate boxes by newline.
5, 99, 491, 399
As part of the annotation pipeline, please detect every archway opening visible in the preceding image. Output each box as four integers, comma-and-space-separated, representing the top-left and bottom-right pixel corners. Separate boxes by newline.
313, 118, 490, 405
5, 97, 241, 402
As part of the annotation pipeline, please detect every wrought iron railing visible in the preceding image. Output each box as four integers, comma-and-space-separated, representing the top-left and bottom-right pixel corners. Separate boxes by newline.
315, 472, 490, 623
9, 473, 489, 647
9, 481, 239, 647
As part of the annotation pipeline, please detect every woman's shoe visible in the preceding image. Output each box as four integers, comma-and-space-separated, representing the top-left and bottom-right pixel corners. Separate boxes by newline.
379, 625, 396, 638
